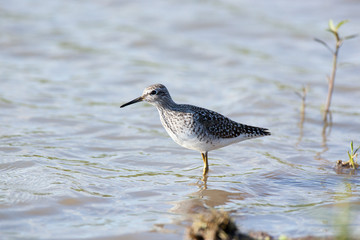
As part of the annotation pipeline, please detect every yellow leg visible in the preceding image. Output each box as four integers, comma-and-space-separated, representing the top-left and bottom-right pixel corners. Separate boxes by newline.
201, 152, 209, 175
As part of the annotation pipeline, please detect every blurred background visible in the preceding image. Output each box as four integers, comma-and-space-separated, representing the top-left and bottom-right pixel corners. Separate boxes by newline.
1, 0, 360, 239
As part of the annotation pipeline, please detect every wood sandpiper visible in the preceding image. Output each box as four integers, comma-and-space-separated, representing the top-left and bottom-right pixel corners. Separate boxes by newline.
120, 84, 270, 175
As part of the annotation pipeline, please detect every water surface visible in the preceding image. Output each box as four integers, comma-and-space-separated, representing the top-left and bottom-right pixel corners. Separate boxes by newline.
1, 0, 360, 239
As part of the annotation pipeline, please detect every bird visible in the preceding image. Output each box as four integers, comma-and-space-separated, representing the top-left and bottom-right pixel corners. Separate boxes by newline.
120, 84, 270, 175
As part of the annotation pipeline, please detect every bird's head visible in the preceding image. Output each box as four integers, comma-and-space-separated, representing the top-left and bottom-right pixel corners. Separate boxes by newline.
120, 84, 173, 108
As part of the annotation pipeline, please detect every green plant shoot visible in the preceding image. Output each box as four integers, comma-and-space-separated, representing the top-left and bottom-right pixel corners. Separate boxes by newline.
347, 141, 360, 169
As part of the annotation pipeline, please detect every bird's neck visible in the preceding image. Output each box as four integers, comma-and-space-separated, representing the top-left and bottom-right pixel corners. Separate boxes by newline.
155, 97, 178, 111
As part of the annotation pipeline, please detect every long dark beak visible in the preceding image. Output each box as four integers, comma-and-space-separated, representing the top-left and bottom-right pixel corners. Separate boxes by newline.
120, 96, 143, 108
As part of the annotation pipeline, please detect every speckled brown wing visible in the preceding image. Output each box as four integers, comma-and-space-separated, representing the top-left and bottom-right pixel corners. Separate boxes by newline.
195, 107, 270, 139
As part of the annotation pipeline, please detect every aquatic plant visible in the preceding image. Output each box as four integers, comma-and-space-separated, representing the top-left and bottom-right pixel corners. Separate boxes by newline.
336, 141, 360, 170
314, 20, 357, 122
347, 141, 360, 169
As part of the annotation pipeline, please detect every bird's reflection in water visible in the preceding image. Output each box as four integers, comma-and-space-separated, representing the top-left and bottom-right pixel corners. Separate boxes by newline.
170, 174, 250, 215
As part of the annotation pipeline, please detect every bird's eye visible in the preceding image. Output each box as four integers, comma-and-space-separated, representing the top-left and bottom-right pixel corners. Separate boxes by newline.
150, 90, 157, 95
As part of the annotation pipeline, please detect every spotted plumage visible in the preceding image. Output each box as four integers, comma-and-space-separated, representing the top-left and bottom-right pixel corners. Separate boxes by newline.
120, 84, 270, 175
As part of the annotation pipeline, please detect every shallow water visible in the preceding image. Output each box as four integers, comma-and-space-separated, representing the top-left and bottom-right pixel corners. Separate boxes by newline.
1, 0, 360, 239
